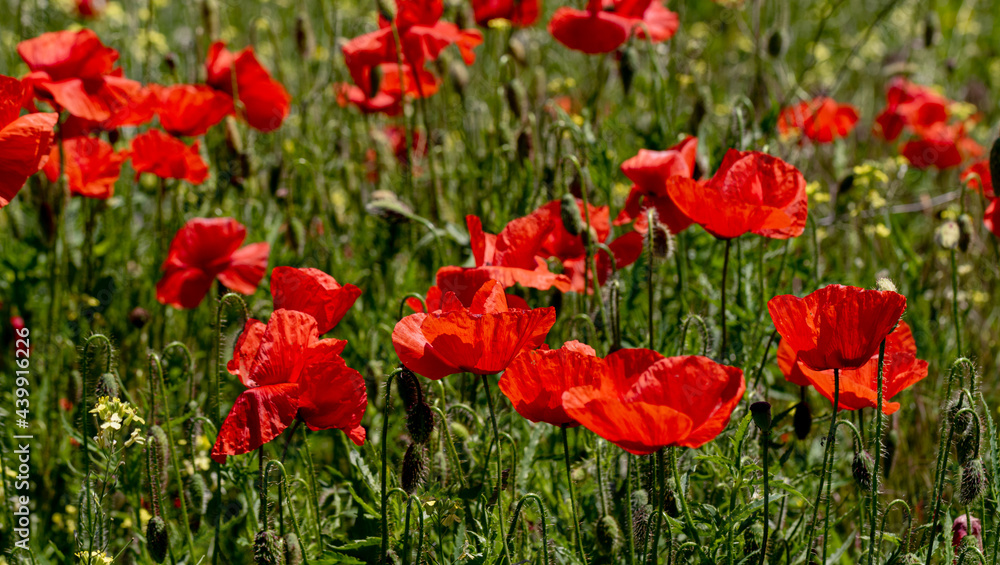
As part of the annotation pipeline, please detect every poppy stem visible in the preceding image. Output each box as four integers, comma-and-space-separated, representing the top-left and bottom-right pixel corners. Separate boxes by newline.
301, 424, 322, 544
670, 446, 701, 546
481, 374, 514, 565
561, 426, 587, 563
649, 448, 666, 565
868, 339, 887, 565
719, 239, 732, 359
820, 368, 841, 565
950, 248, 963, 357
760, 422, 770, 565
379, 368, 402, 565
647, 209, 655, 350
625, 454, 637, 565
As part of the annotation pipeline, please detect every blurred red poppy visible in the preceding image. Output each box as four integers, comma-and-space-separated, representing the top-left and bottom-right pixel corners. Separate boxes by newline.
75, 0, 106, 18
962, 160, 994, 198
212, 309, 367, 463
548, 0, 630, 54
777, 97, 859, 143
984, 198, 1000, 238
472, 0, 540, 27
205, 42, 291, 132
270, 267, 362, 334
615, 136, 697, 234
131, 129, 208, 185
768, 284, 907, 371
392, 279, 555, 379
149, 84, 233, 137
900, 123, 982, 170
668, 149, 807, 240
0, 75, 59, 209
17, 29, 118, 81
44, 136, 129, 199
603, 0, 679, 42
499, 340, 600, 427
156, 217, 270, 309
777, 320, 926, 414
874, 78, 949, 142
562, 351, 745, 455
336, 63, 439, 116
436, 214, 573, 297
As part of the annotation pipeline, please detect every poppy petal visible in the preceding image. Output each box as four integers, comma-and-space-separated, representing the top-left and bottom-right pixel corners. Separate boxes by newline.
210, 383, 299, 463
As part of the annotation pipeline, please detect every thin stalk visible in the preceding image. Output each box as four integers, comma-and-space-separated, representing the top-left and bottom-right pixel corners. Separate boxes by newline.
720, 239, 732, 358
670, 447, 701, 545
649, 449, 666, 565
379, 368, 402, 564
626, 454, 637, 565
482, 374, 513, 564
868, 340, 887, 565
761, 425, 770, 565
951, 248, 962, 357
562, 426, 586, 563
820, 368, 841, 565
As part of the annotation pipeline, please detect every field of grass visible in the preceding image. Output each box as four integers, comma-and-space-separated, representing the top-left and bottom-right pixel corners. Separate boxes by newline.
1, 0, 1000, 563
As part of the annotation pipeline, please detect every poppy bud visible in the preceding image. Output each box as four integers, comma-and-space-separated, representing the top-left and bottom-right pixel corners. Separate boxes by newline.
96, 373, 120, 399
793, 400, 812, 440
743, 523, 763, 556
295, 13, 315, 60
648, 220, 674, 260
376, 0, 397, 22
366, 190, 414, 223
187, 473, 208, 514
449, 61, 469, 99
631, 489, 651, 541
402, 442, 427, 493
875, 277, 897, 293
767, 29, 787, 58
619, 45, 640, 95
750, 401, 772, 432
146, 516, 168, 563
406, 401, 435, 445
960, 459, 986, 504
397, 368, 422, 411
957, 214, 973, 252
149, 425, 170, 487
254, 530, 287, 565
923, 14, 936, 48
852, 450, 875, 491
595, 515, 622, 555
129, 307, 151, 329
533, 67, 547, 107
560, 193, 586, 237
517, 128, 534, 162
935, 221, 961, 250
284, 533, 303, 565
508, 36, 527, 65
505, 78, 527, 121
664, 488, 680, 518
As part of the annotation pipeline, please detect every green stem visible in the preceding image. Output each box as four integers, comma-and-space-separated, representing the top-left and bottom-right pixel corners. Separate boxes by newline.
626, 454, 637, 565
506, 493, 552, 565
951, 248, 962, 357
482, 374, 513, 564
301, 424, 323, 543
562, 426, 587, 563
671, 447, 701, 546
649, 449, 666, 565
821, 368, 841, 565
720, 239, 732, 358
761, 427, 770, 565
379, 368, 402, 564
868, 340, 887, 565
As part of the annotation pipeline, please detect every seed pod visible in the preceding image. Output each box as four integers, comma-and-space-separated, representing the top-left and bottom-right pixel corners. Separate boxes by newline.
595, 515, 622, 555
254, 530, 287, 565
619, 44, 640, 95
146, 516, 168, 564
402, 443, 427, 493
96, 373, 120, 399
505, 78, 527, 121
852, 450, 875, 491
750, 401, 772, 432
284, 533, 303, 565
406, 401, 435, 445
397, 368, 423, 411
960, 459, 986, 504
560, 193, 586, 237
793, 400, 812, 440
958, 214, 973, 252
767, 29, 787, 58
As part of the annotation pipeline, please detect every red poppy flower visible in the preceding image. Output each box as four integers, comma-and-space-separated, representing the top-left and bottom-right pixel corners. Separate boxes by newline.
768, 284, 907, 371
436, 214, 573, 297
149, 84, 233, 137
603, 0, 679, 42
75, 0, 106, 18
212, 309, 367, 463
205, 42, 291, 132
336, 63, 440, 116
156, 217, 270, 309
17, 29, 118, 81
561, 351, 745, 455
499, 340, 601, 427
472, 0, 540, 27
406, 268, 532, 314
131, 129, 208, 185
548, 0, 630, 54
778, 97, 859, 143
392, 279, 555, 380
0, 75, 58, 209
615, 136, 697, 234
668, 149, 807, 240
962, 160, 994, 198
44, 136, 129, 199
900, 123, 983, 170
777, 320, 926, 414
270, 267, 361, 335
874, 78, 949, 141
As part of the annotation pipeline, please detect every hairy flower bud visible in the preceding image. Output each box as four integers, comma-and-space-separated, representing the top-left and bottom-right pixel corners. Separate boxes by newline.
750, 401, 772, 432
852, 450, 875, 491
406, 400, 435, 445
397, 368, 422, 411
505, 78, 527, 121
147, 516, 168, 563
595, 515, 622, 555
284, 533, 303, 565
96, 372, 120, 400
254, 530, 287, 565
376, 0, 397, 22
960, 459, 986, 504
560, 193, 586, 237
794, 401, 812, 440
957, 214, 973, 252
402, 442, 428, 493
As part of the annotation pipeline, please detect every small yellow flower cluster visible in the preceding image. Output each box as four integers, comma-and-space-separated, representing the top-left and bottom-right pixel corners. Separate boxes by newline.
90, 396, 146, 449
75, 551, 113, 565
